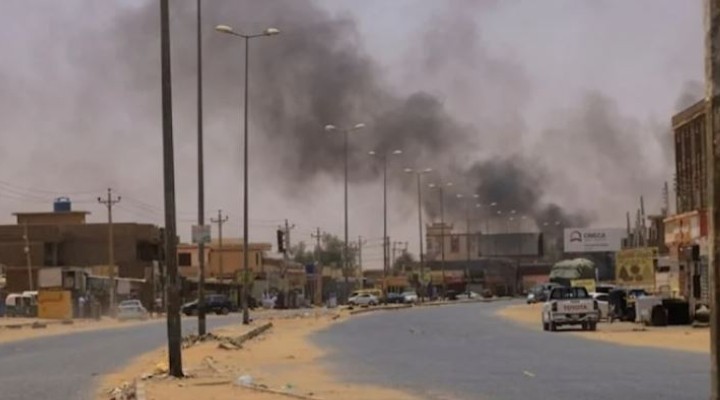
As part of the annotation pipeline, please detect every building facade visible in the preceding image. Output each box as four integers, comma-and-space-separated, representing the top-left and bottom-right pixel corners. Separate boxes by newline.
176, 239, 272, 280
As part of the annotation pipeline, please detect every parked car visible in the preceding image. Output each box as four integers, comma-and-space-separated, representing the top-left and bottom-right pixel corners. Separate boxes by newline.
590, 292, 610, 320
401, 291, 419, 304
458, 291, 479, 299
117, 303, 149, 321
445, 290, 459, 301
348, 293, 378, 307
542, 286, 599, 332
119, 299, 143, 308
386, 292, 405, 304
181, 294, 234, 316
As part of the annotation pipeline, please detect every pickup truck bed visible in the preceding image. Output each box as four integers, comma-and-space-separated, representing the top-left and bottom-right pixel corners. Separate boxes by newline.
542, 286, 599, 332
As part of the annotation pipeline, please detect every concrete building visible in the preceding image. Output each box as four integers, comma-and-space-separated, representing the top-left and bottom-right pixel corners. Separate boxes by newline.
425, 222, 544, 261
0, 201, 162, 293
672, 99, 707, 214
176, 239, 272, 280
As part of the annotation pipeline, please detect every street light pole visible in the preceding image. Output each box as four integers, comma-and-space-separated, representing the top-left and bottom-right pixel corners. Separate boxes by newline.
215, 24, 280, 325
160, 0, 183, 377
195, 0, 208, 336
429, 181, 452, 297
370, 149, 402, 298
324, 123, 365, 299
404, 168, 432, 299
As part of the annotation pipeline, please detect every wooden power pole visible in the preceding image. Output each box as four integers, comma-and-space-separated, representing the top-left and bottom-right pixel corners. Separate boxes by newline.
211, 210, 229, 280
706, 0, 720, 397
98, 188, 120, 313
160, 0, 183, 378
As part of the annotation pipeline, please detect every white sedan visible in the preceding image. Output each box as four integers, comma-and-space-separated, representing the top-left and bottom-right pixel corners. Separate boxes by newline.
590, 292, 610, 320
348, 293, 378, 307
117, 304, 149, 321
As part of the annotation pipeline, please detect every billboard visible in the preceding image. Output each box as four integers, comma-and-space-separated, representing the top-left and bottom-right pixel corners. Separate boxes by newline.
564, 228, 625, 253
615, 247, 657, 290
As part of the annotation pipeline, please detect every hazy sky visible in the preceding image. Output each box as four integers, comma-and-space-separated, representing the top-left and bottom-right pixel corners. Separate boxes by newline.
0, 1, 704, 269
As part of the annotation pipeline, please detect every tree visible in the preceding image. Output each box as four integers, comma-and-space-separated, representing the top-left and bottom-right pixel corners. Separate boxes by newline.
291, 233, 358, 269
392, 251, 416, 274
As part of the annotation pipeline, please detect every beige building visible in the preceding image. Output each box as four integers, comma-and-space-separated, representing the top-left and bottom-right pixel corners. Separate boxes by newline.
176, 239, 272, 280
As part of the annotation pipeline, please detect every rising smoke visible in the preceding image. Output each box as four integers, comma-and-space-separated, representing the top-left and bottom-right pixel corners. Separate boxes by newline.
0, 0, 677, 233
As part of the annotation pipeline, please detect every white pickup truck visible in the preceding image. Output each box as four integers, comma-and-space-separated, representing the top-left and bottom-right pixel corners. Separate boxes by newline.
542, 286, 599, 332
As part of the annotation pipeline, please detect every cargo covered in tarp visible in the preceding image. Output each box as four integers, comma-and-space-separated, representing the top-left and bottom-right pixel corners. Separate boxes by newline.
549, 258, 595, 286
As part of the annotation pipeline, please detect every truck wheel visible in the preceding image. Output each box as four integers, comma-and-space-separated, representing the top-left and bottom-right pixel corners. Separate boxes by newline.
542, 321, 548, 331
581, 322, 588, 331
549, 322, 557, 332
589, 322, 597, 331
651, 305, 668, 327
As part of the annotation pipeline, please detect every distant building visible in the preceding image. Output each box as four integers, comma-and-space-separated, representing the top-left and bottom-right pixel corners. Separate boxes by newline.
425, 222, 544, 262
0, 199, 162, 293
176, 239, 271, 280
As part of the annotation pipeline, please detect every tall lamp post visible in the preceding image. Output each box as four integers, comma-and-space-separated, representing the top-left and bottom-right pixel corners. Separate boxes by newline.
215, 24, 280, 325
428, 181, 453, 297
456, 193, 478, 296
324, 123, 365, 298
404, 167, 432, 298
369, 149, 402, 296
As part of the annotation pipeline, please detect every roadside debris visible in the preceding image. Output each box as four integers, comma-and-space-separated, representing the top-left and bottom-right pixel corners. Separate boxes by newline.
107, 381, 136, 400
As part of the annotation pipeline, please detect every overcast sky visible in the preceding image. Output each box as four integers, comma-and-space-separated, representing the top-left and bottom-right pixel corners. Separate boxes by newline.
0, 1, 704, 268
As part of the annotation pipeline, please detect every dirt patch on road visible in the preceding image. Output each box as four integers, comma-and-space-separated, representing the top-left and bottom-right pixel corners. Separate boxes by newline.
498, 303, 708, 354
99, 310, 419, 400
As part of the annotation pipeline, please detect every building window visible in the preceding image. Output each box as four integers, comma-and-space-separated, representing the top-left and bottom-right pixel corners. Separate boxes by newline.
426, 238, 432, 251
178, 252, 192, 267
451, 236, 460, 253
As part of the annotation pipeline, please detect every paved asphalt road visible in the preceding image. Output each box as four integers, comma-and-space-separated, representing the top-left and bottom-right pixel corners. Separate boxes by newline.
0, 315, 241, 400
314, 301, 709, 400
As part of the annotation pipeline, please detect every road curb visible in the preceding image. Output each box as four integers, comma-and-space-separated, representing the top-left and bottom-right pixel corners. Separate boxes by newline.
349, 304, 412, 315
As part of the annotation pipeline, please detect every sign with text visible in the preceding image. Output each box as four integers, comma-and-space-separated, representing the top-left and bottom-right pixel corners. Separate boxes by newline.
191, 225, 211, 244
615, 247, 657, 290
564, 228, 625, 253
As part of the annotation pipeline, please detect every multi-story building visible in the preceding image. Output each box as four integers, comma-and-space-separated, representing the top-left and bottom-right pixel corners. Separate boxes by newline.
176, 239, 272, 280
0, 199, 162, 293
662, 98, 710, 313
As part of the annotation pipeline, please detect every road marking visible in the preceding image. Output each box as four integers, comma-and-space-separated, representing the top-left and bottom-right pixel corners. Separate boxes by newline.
523, 370, 535, 378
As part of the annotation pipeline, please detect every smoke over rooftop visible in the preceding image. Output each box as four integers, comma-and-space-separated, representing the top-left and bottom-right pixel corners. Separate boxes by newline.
0, 0, 683, 239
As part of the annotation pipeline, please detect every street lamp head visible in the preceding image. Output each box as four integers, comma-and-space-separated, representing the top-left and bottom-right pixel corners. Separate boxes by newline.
404, 168, 413, 173
392, 149, 403, 155
215, 24, 235, 34
423, 168, 433, 173
264, 27, 280, 36
490, 202, 498, 207
352, 123, 366, 130
324, 124, 337, 132
428, 183, 437, 188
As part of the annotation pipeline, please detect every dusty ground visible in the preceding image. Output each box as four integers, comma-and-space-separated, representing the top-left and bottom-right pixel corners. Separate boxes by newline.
99, 310, 418, 400
498, 303, 708, 354
0, 316, 156, 344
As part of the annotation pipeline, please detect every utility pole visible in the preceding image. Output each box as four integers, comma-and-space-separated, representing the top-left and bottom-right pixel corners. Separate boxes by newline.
211, 210, 229, 280
357, 235, 366, 287
195, 0, 207, 337
707, 0, 720, 396
22, 223, 32, 291
160, 0, 183, 377
391, 241, 397, 271
311, 227, 323, 304
98, 188, 121, 314
279, 219, 295, 307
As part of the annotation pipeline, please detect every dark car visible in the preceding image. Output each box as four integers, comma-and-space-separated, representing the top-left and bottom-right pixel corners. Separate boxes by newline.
182, 294, 234, 316
386, 292, 405, 304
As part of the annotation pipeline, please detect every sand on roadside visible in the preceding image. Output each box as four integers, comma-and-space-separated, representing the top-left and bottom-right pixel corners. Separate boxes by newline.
497, 303, 708, 354
98, 310, 419, 400
0, 316, 157, 344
